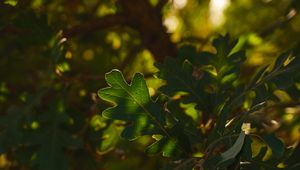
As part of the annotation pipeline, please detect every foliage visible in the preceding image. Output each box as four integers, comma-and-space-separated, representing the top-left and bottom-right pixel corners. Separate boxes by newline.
99, 35, 300, 169
1, 0, 300, 170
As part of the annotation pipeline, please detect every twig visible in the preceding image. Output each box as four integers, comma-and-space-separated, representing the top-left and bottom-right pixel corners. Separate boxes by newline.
259, 8, 297, 37
174, 158, 196, 170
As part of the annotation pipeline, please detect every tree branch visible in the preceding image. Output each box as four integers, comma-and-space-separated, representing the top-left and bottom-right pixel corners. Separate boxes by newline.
63, 14, 129, 37
259, 8, 297, 37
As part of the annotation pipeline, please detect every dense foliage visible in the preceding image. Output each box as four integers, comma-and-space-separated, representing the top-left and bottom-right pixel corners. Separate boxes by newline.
100, 35, 300, 169
1, 0, 300, 170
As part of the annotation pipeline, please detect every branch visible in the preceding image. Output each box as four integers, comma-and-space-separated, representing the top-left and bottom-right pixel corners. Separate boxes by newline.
259, 8, 297, 37
63, 14, 129, 37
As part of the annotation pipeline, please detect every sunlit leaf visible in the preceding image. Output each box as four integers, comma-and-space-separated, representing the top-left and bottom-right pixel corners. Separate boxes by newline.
98, 69, 190, 157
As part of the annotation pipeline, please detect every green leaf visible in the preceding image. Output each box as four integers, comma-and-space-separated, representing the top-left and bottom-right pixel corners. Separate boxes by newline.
146, 137, 182, 157
216, 105, 229, 135
98, 69, 165, 140
89, 121, 119, 154
155, 56, 212, 122
262, 134, 285, 162
217, 131, 246, 167
254, 146, 268, 161
273, 52, 290, 71
155, 57, 203, 99
254, 52, 300, 92
98, 69, 190, 157
146, 124, 191, 158
212, 34, 238, 59
167, 100, 202, 144
248, 65, 269, 90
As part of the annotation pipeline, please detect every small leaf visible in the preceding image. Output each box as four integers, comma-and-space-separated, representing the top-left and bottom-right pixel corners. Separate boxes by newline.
216, 105, 229, 135
248, 65, 269, 89
146, 137, 182, 157
273, 52, 290, 70
262, 134, 285, 161
254, 146, 268, 160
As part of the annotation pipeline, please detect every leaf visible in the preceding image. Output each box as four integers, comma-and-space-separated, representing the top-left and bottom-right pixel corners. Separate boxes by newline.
253, 52, 300, 92
252, 84, 270, 106
273, 52, 290, 70
212, 34, 238, 59
240, 136, 253, 161
216, 105, 230, 135
98, 69, 165, 140
208, 104, 230, 142
253, 146, 268, 161
240, 134, 288, 170
248, 65, 269, 90
233, 101, 267, 133
89, 121, 119, 154
286, 143, 300, 166
146, 136, 182, 157
262, 134, 285, 162
217, 131, 246, 167
166, 99, 202, 144
155, 35, 245, 120
98, 69, 190, 157
177, 45, 198, 63
155, 57, 204, 99
232, 51, 300, 110
155, 56, 213, 122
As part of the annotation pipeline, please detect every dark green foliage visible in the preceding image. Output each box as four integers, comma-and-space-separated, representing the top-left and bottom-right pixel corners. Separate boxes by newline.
2, 0, 300, 170
99, 35, 300, 169
31, 101, 81, 170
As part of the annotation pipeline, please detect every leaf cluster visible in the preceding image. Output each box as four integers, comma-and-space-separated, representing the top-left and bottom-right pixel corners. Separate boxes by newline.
99, 35, 300, 169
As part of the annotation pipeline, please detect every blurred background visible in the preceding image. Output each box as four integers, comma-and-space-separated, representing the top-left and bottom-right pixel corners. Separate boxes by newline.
1, 0, 300, 169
